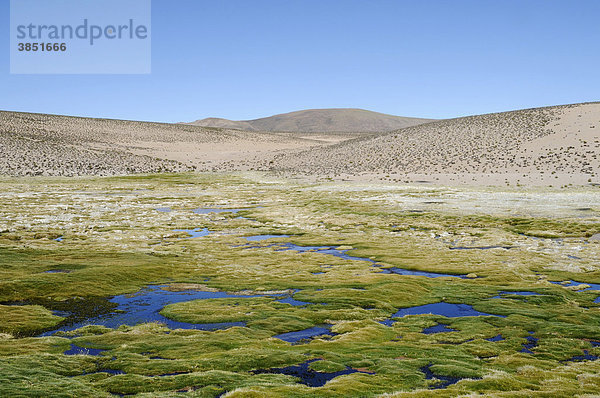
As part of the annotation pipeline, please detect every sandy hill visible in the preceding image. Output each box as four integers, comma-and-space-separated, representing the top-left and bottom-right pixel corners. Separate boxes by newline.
186, 108, 433, 133
0, 111, 355, 176
2, 103, 598, 186
267, 102, 600, 186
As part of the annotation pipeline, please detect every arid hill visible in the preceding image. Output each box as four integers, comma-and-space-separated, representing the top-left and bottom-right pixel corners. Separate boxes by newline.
267, 103, 600, 186
0, 111, 355, 176
1, 103, 598, 186
186, 108, 433, 133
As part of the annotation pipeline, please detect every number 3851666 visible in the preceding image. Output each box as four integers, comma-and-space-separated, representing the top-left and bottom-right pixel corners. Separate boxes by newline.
18, 43, 67, 51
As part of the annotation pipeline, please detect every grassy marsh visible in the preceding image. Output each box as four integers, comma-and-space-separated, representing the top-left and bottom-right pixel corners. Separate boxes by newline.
0, 173, 599, 396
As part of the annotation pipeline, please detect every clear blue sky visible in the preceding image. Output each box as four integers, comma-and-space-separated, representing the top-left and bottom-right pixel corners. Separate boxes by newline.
1, 0, 599, 122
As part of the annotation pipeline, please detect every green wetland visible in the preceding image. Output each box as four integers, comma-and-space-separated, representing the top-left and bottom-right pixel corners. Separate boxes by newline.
1, 173, 600, 397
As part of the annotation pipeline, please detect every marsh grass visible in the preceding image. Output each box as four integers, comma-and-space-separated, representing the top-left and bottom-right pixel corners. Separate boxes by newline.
0, 173, 599, 396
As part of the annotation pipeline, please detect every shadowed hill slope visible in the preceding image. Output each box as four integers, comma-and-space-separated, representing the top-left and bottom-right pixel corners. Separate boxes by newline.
187, 108, 433, 133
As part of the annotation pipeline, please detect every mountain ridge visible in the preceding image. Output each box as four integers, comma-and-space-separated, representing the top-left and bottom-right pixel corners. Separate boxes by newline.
185, 108, 434, 133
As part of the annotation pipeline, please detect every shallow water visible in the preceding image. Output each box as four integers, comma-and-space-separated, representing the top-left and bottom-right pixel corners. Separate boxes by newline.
379, 319, 397, 327
173, 228, 211, 238
276, 243, 377, 263
392, 302, 504, 318
64, 343, 107, 356
42, 286, 271, 336
155, 207, 172, 213
420, 364, 463, 389
273, 326, 333, 343
449, 245, 514, 250
253, 359, 369, 387
265, 241, 467, 278
491, 291, 541, 299
422, 323, 457, 334
54, 236, 63, 242
245, 234, 291, 241
192, 208, 245, 214
380, 266, 467, 279
562, 350, 599, 362
550, 280, 600, 291
276, 297, 311, 306
96, 369, 125, 376
486, 334, 505, 342
520, 331, 538, 354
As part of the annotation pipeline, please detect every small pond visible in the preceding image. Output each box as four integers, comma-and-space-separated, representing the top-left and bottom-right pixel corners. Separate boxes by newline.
550, 280, 600, 291
421, 364, 474, 389
273, 325, 334, 343
173, 228, 211, 238
379, 267, 467, 279
253, 359, 371, 387
276, 297, 311, 306
193, 208, 246, 214
42, 285, 279, 336
520, 332, 538, 354
422, 323, 457, 334
419, 364, 462, 390
64, 343, 107, 356
391, 302, 504, 318
245, 235, 291, 241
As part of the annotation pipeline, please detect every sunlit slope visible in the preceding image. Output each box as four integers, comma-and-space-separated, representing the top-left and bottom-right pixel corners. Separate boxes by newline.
0, 111, 327, 176
270, 103, 600, 184
187, 108, 433, 133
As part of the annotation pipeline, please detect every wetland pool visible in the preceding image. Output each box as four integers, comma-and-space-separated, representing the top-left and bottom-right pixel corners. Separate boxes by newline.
550, 280, 600, 291
173, 228, 211, 238
273, 325, 335, 343
244, 238, 468, 278
391, 302, 504, 319
193, 208, 247, 214
253, 359, 372, 387
41, 286, 283, 336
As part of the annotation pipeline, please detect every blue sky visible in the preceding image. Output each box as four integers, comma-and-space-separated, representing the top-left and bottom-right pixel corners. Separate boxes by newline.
1, 0, 599, 122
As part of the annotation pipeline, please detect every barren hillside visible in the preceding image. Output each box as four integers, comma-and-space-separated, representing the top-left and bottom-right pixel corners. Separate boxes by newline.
0, 111, 351, 176
267, 103, 600, 186
187, 108, 433, 133
2, 103, 598, 186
